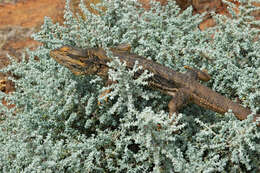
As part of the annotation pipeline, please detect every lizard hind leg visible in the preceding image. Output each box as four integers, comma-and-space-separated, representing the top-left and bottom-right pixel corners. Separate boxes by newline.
114, 43, 132, 52
167, 88, 191, 119
184, 65, 211, 82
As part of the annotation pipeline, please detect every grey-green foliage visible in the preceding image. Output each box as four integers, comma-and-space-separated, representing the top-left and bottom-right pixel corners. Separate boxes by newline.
0, 0, 260, 172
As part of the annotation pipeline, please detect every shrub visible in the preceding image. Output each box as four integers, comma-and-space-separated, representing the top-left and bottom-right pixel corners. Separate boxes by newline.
0, 0, 259, 172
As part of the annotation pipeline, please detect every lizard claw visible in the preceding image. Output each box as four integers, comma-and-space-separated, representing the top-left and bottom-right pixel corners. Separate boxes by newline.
184, 65, 211, 82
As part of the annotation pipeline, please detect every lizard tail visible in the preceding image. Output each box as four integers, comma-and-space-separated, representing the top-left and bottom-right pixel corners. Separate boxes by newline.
193, 83, 260, 126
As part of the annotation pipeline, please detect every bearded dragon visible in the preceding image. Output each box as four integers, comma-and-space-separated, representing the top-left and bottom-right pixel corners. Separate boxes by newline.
50, 44, 260, 126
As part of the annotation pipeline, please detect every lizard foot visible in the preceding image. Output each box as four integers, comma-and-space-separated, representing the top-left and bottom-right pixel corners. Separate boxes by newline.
184, 65, 211, 82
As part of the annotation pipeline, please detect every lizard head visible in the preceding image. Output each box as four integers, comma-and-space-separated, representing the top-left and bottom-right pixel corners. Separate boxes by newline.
50, 46, 109, 77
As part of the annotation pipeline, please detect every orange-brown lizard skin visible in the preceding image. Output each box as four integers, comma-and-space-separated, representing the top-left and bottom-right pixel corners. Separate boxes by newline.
50, 45, 260, 126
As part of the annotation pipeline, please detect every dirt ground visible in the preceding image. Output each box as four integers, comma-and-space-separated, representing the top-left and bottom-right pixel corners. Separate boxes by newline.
0, 0, 65, 67
0, 0, 65, 96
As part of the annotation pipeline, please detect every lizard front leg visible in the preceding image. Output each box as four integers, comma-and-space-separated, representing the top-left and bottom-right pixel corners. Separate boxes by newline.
98, 79, 115, 105
166, 88, 192, 118
148, 82, 192, 118
98, 43, 131, 105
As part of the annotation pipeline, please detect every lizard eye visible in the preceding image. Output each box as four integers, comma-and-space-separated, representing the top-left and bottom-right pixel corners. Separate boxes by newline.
78, 58, 84, 63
